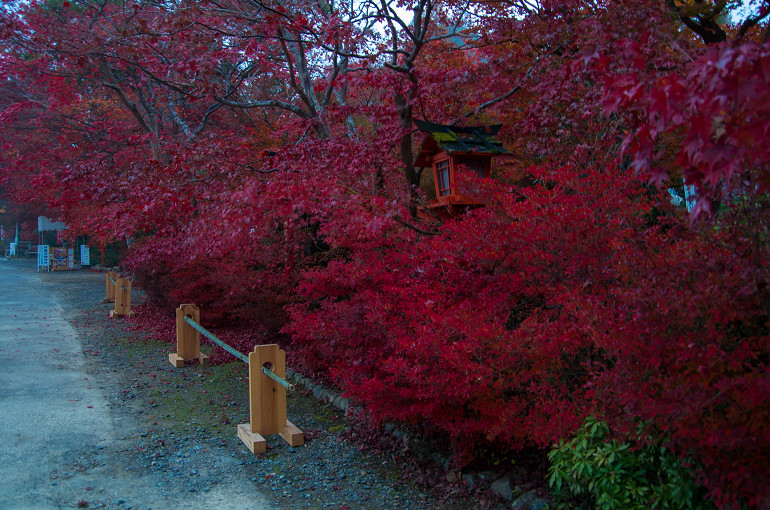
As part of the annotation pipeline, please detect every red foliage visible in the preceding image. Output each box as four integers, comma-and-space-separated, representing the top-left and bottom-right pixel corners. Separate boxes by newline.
287, 155, 770, 507
286, 161, 650, 456
2, 0, 769, 507
605, 42, 770, 217
600, 211, 770, 508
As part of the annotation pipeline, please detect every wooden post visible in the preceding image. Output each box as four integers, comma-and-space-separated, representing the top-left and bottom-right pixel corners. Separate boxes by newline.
103, 271, 118, 302
237, 344, 304, 454
169, 304, 210, 367
109, 278, 135, 318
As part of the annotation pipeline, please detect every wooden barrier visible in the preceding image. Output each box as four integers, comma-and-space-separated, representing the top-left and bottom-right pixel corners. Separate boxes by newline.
110, 278, 135, 317
103, 271, 118, 302
169, 304, 210, 367
237, 344, 304, 454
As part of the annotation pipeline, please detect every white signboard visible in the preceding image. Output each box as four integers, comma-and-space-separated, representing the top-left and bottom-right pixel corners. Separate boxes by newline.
9, 243, 16, 256
37, 245, 49, 272
80, 245, 90, 266
37, 216, 68, 231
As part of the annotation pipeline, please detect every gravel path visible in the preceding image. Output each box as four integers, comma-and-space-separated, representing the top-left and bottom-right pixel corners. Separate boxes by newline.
2, 259, 486, 509
0, 260, 272, 509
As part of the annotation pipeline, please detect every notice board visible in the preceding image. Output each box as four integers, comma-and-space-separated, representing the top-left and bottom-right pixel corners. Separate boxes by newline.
52, 248, 73, 271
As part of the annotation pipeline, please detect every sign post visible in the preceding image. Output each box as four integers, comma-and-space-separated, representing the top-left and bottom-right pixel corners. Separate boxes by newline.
52, 248, 70, 270
80, 245, 90, 267
237, 344, 304, 454
37, 245, 50, 272
110, 278, 135, 317
169, 304, 211, 367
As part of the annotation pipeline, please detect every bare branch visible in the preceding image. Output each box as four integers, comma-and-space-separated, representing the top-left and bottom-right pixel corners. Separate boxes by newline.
664, 0, 727, 44
99, 63, 154, 136
239, 162, 280, 174
737, 10, 770, 40
394, 216, 439, 235
215, 97, 311, 118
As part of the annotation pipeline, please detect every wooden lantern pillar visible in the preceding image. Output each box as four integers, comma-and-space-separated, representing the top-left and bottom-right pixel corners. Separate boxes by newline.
237, 344, 304, 454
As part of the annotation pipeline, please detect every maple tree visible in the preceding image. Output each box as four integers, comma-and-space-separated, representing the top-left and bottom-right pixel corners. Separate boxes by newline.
2, 0, 769, 507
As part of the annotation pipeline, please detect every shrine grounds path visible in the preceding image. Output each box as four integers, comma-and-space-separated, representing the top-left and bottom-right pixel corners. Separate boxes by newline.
0, 259, 272, 509
0, 259, 483, 510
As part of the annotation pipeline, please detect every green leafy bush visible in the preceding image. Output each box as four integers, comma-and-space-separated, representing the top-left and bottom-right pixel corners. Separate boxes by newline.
548, 416, 713, 510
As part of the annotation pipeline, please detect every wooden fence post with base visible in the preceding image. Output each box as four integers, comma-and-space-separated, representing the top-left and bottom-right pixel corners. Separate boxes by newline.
103, 271, 118, 303
169, 304, 210, 367
237, 344, 304, 454
109, 278, 135, 318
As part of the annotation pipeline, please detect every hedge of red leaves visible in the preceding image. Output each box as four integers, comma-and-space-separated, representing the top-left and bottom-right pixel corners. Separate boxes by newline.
286, 161, 770, 508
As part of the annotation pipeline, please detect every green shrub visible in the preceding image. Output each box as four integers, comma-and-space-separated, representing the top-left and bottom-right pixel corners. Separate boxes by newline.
547, 416, 713, 510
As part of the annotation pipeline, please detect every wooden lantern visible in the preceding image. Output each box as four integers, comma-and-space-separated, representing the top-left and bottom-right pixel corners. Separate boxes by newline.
413, 120, 510, 221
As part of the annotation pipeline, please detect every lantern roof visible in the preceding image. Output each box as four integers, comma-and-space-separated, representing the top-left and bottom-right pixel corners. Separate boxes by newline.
414, 119, 510, 166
